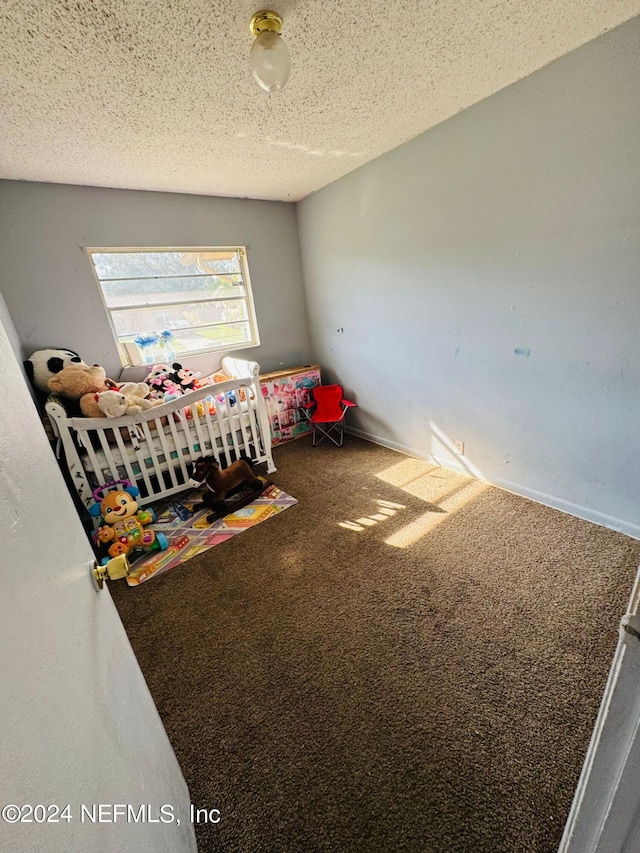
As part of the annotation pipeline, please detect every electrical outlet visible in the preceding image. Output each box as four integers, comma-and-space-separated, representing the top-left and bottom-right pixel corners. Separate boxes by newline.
454, 439, 465, 455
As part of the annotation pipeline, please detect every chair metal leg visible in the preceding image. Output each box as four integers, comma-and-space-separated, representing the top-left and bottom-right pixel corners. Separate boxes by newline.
310, 419, 348, 447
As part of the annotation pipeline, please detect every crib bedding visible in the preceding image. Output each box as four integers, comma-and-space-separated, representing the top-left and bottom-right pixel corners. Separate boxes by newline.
46, 357, 276, 510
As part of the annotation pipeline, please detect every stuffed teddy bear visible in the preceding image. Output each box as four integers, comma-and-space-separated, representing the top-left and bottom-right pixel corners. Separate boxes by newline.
95, 390, 129, 418
118, 382, 160, 413
97, 383, 161, 417
47, 363, 118, 418
24, 348, 89, 404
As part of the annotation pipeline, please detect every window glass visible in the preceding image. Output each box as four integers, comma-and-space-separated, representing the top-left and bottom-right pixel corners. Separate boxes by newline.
88, 248, 259, 365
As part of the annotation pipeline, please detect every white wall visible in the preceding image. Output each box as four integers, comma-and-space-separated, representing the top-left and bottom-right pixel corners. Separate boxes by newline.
0, 293, 196, 853
297, 18, 640, 538
0, 181, 311, 378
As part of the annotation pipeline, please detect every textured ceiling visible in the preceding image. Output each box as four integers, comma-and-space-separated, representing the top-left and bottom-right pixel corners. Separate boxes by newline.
2, 1, 640, 202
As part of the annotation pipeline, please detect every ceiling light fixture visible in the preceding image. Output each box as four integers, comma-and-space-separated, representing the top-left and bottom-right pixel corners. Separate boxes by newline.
249, 10, 291, 93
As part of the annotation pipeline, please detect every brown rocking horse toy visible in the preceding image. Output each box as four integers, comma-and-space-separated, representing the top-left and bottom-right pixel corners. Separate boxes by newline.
190, 455, 265, 519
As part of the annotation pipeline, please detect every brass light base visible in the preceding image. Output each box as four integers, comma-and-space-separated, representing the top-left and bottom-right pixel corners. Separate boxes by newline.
250, 10, 283, 36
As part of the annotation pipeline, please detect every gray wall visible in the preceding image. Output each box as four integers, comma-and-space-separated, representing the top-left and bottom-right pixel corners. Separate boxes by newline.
0, 288, 23, 367
0, 181, 311, 378
297, 18, 640, 537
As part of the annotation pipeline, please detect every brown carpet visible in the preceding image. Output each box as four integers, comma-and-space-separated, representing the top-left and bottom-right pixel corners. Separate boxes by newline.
111, 436, 640, 853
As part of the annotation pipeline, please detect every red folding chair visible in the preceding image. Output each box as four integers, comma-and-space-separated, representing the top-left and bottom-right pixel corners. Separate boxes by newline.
302, 384, 356, 447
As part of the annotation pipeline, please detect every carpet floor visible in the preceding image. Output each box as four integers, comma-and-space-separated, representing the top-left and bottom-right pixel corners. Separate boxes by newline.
111, 436, 640, 853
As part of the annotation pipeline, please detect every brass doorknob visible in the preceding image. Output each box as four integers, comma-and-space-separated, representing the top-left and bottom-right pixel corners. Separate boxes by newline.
92, 554, 130, 589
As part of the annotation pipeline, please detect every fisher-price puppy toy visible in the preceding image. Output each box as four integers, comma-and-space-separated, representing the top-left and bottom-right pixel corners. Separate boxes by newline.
89, 480, 168, 563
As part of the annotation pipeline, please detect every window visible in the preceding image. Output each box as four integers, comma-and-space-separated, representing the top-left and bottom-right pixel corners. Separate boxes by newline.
87, 247, 260, 366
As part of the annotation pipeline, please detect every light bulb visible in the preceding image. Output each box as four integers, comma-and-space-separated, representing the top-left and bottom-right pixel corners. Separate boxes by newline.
250, 30, 291, 92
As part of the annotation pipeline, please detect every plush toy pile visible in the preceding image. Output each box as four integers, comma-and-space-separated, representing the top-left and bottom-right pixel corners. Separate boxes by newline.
25, 348, 241, 420
141, 362, 245, 416
142, 362, 202, 401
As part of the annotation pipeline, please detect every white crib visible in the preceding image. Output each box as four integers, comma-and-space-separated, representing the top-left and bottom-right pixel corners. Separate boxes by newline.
45, 356, 276, 510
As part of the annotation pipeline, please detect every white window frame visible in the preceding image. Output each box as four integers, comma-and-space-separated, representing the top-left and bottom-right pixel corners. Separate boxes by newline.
86, 246, 260, 367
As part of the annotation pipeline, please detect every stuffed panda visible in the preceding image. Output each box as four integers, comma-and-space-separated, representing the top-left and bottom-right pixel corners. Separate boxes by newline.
24, 348, 88, 395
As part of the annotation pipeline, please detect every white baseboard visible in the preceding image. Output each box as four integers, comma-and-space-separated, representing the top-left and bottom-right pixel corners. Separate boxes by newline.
347, 426, 640, 541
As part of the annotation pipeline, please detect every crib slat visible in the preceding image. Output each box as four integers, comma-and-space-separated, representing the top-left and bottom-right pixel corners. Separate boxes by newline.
214, 397, 233, 467
155, 417, 179, 489
78, 429, 106, 487
236, 386, 252, 456
167, 414, 189, 483
112, 425, 139, 488
189, 404, 208, 460
225, 398, 242, 461
246, 392, 262, 460
202, 400, 222, 466
176, 409, 200, 466
97, 429, 121, 484
129, 426, 154, 498
227, 393, 245, 461
140, 420, 167, 493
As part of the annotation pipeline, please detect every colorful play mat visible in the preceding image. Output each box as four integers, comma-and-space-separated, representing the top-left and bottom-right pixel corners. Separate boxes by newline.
127, 480, 297, 586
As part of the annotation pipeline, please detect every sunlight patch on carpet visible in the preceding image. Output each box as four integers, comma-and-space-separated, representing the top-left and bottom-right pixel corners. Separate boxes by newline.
338, 498, 406, 532
375, 456, 472, 503
385, 480, 489, 548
